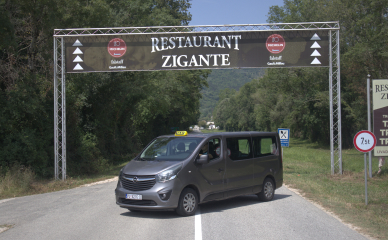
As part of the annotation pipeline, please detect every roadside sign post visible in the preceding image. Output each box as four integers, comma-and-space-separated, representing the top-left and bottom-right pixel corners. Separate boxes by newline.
278, 128, 290, 147
367, 75, 372, 178
364, 153, 368, 205
278, 128, 290, 161
353, 130, 377, 205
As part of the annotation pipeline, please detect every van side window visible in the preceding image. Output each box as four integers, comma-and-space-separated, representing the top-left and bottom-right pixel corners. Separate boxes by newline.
253, 136, 279, 157
200, 138, 221, 160
226, 137, 252, 160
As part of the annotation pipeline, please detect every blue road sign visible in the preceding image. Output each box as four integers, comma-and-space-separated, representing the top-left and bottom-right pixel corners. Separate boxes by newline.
278, 128, 290, 147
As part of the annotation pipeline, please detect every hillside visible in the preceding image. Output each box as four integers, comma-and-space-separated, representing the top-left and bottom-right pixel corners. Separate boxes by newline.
200, 68, 265, 120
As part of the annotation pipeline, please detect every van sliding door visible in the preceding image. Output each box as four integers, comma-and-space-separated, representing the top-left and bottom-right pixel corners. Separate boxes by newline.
224, 136, 254, 197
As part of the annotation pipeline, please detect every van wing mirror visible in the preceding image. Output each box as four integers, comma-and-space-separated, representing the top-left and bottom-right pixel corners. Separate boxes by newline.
196, 154, 209, 164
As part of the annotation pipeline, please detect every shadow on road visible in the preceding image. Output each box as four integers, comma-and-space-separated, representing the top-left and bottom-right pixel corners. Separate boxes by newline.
119, 193, 291, 218
199, 193, 291, 215
120, 209, 181, 219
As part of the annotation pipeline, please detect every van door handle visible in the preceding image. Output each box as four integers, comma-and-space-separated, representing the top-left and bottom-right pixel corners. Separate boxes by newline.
217, 168, 224, 173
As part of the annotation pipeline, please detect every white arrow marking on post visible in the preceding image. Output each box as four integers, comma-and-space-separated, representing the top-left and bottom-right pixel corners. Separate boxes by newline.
73, 56, 83, 62
310, 33, 321, 41
311, 50, 321, 57
311, 58, 321, 65
311, 42, 321, 48
73, 47, 83, 54
73, 63, 84, 70
72, 39, 83, 47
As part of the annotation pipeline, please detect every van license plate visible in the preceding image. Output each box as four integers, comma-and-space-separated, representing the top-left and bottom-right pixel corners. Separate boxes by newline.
126, 194, 142, 200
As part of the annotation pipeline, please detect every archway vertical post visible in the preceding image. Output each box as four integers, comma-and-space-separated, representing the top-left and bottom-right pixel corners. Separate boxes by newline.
54, 37, 66, 180
329, 29, 342, 175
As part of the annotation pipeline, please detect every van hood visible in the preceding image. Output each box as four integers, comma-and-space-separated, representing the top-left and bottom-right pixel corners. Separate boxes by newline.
123, 160, 182, 176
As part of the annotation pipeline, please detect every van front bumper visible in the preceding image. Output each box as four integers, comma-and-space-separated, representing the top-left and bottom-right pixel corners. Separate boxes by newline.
115, 179, 182, 210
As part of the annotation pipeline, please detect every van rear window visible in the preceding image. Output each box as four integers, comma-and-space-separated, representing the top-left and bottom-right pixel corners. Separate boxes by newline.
226, 137, 252, 160
252, 136, 278, 157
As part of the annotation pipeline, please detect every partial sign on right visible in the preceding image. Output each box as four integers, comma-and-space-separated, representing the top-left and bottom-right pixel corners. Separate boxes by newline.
373, 79, 388, 156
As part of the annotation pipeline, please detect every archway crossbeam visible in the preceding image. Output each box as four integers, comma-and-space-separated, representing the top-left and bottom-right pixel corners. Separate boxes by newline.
54, 22, 340, 36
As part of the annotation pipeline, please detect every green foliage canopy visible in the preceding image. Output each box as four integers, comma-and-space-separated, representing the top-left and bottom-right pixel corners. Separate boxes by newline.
214, 0, 388, 147
0, 0, 208, 177
200, 69, 264, 120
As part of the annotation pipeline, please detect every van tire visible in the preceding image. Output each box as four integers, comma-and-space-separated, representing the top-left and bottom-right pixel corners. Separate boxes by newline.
176, 188, 198, 216
258, 178, 275, 201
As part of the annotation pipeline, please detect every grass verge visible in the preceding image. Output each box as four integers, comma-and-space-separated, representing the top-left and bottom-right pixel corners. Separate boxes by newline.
284, 138, 388, 239
0, 162, 126, 200
0, 224, 14, 233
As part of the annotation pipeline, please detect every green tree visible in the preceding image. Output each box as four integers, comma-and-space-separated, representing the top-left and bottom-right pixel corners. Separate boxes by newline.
200, 69, 264, 121
198, 120, 207, 128
0, 0, 207, 177
263, 0, 388, 146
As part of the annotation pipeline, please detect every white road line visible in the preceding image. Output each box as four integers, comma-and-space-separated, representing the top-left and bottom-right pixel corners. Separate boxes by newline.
195, 207, 202, 240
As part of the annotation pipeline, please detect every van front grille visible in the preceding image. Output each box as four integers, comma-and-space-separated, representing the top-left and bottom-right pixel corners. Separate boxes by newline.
121, 174, 156, 191
120, 198, 157, 206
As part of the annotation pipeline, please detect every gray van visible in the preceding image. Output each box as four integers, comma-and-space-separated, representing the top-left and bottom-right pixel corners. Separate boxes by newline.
115, 131, 283, 216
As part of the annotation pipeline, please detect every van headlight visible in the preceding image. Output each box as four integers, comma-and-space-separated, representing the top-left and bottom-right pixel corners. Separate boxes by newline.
118, 168, 124, 187
156, 164, 182, 183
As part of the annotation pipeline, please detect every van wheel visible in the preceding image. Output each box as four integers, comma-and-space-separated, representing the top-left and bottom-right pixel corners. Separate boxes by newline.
258, 178, 275, 201
176, 188, 198, 216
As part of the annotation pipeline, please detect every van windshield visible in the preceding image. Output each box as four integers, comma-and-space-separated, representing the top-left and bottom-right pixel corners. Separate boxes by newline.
139, 137, 202, 161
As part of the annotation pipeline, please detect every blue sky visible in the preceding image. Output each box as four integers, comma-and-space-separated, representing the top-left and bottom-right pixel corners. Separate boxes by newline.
189, 0, 285, 26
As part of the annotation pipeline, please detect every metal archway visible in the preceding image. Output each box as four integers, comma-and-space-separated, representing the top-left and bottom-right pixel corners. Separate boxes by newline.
54, 22, 341, 180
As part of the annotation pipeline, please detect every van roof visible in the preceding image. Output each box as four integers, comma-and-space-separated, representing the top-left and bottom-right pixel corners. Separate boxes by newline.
158, 131, 277, 138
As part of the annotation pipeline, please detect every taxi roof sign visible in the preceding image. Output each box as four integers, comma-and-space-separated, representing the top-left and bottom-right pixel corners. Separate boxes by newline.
175, 131, 188, 136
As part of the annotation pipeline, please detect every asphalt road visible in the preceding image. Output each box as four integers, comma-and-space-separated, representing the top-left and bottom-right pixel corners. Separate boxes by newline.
0, 180, 368, 240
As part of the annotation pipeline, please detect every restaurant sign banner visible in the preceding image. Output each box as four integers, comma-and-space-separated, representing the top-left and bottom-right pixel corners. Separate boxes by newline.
65, 30, 330, 73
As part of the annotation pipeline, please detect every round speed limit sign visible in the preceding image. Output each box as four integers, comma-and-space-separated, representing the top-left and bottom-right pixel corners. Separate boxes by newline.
353, 130, 376, 153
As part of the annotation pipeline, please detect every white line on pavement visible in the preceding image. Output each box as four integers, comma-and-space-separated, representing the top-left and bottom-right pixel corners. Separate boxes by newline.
195, 207, 202, 240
